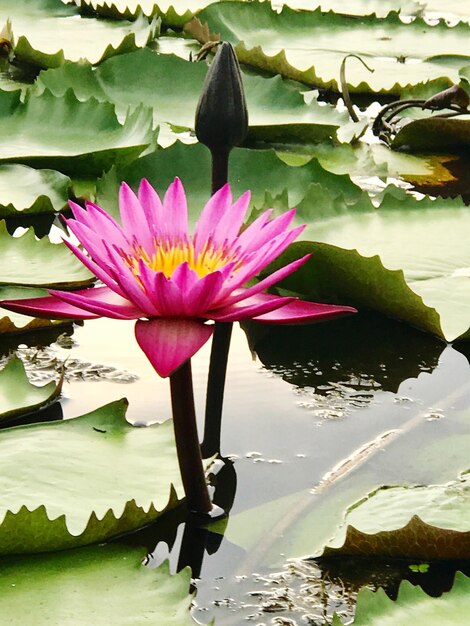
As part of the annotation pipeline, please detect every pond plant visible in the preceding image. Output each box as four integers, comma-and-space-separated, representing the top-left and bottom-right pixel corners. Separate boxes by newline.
0, 1, 469, 625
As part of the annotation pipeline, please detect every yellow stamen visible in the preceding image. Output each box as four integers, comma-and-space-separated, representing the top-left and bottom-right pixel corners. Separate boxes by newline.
126, 240, 241, 279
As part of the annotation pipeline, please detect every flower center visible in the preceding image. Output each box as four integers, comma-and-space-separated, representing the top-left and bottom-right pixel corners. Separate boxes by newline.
128, 239, 240, 279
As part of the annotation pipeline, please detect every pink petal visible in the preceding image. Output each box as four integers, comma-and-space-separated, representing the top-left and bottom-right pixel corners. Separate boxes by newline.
186, 271, 225, 316
162, 177, 188, 239
1, 294, 99, 320
194, 184, 232, 252
135, 318, 213, 378
236, 208, 297, 254
138, 178, 163, 235
220, 254, 311, 307
119, 183, 155, 253
49, 286, 144, 320
68, 201, 130, 252
208, 293, 296, 322
62, 239, 126, 298
102, 243, 160, 316
253, 300, 357, 323
212, 190, 251, 245
152, 272, 184, 316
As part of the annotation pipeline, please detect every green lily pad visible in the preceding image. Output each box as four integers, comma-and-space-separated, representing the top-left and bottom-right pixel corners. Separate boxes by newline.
4, 0, 159, 70
0, 287, 73, 334
73, 0, 215, 27
333, 572, 470, 626
186, 3, 470, 93
96, 141, 368, 223
0, 544, 198, 625
36, 49, 348, 145
392, 115, 470, 152
275, 0, 470, 23
0, 164, 70, 216
0, 399, 186, 553
0, 222, 93, 289
265, 186, 470, 341
0, 355, 61, 425
0, 89, 157, 177
324, 471, 470, 559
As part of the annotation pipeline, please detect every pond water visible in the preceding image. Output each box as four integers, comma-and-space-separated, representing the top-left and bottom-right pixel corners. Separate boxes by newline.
6, 310, 469, 624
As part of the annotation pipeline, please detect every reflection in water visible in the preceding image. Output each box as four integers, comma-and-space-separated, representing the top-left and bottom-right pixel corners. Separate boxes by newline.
0, 324, 76, 359
246, 312, 445, 414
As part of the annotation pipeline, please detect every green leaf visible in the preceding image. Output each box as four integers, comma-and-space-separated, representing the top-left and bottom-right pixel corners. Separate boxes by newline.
275, 0, 470, 23
5, 0, 159, 69
0, 223, 93, 289
0, 356, 61, 425
333, 571, 470, 625
96, 141, 368, 224
0, 89, 157, 177
73, 0, 215, 27
0, 544, 198, 625
392, 116, 470, 152
0, 287, 72, 334
0, 399, 186, 553
324, 471, 470, 559
187, 3, 470, 93
36, 49, 348, 145
0, 164, 70, 216
265, 186, 470, 341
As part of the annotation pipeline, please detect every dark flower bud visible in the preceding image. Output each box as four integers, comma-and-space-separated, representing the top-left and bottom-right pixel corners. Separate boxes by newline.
195, 42, 248, 154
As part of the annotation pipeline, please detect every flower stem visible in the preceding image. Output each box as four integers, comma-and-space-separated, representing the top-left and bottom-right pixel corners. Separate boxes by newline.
211, 148, 229, 195
201, 321, 233, 457
170, 360, 212, 515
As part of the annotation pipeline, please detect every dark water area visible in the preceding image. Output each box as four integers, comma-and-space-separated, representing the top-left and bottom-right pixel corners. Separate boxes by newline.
2, 310, 469, 625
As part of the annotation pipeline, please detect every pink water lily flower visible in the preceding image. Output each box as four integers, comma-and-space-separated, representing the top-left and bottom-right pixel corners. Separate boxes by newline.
1, 179, 355, 377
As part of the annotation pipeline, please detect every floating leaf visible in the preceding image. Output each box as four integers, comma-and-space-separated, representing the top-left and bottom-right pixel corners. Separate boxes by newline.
0, 164, 70, 217
265, 186, 470, 341
5, 0, 159, 69
0, 223, 93, 289
96, 141, 368, 224
0, 356, 61, 425
324, 471, 470, 559
274, 0, 470, 23
333, 572, 470, 625
186, 3, 470, 93
0, 399, 186, 553
36, 49, 348, 145
0, 544, 198, 625
0, 89, 157, 177
73, 0, 214, 27
392, 116, 470, 152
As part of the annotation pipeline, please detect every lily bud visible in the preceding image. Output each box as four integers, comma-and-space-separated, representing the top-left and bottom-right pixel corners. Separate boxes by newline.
195, 42, 248, 154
